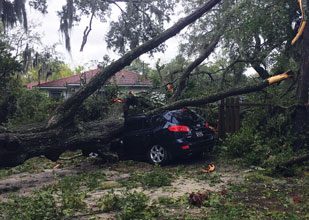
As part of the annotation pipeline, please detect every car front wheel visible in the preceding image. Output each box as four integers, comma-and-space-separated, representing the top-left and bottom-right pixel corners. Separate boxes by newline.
148, 145, 169, 165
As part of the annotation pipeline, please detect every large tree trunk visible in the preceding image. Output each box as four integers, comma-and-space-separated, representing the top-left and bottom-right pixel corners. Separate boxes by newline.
47, 0, 222, 129
0, 119, 124, 167
171, 35, 221, 101
293, 1, 309, 150
297, 1, 309, 105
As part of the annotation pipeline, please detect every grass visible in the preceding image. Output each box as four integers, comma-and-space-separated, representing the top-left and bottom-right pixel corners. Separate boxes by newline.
0, 168, 107, 219
120, 164, 173, 188
0, 157, 55, 179
157, 195, 189, 208
0, 151, 92, 180
97, 191, 160, 219
197, 172, 223, 186
0, 189, 63, 220
0, 156, 308, 220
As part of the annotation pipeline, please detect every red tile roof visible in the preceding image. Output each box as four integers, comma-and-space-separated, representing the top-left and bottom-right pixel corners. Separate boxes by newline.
26, 82, 40, 89
33, 69, 151, 88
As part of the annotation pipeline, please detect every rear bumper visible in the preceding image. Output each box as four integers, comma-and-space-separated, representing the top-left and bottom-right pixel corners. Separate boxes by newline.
169, 138, 215, 158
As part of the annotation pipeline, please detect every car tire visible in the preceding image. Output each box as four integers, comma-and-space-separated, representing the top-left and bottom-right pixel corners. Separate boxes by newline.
148, 144, 169, 165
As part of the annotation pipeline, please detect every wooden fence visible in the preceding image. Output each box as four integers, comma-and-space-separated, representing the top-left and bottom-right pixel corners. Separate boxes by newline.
218, 97, 271, 138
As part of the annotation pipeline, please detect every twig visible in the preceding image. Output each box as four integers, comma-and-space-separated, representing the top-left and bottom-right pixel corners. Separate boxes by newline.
80, 11, 95, 52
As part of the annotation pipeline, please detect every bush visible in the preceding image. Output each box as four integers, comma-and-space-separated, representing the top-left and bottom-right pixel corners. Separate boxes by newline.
76, 86, 120, 122
220, 107, 302, 167
76, 94, 109, 122
7, 88, 58, 126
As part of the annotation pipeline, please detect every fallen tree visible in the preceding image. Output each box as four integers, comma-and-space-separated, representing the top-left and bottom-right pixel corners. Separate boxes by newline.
0, 0, 222, 168
0, 0, 300, 169
0, 119, 124, 167
0, 72, 293, 168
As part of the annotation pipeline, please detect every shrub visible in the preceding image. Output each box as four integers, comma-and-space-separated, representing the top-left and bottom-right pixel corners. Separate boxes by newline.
76, 86, 120, 122
7, 88, 58, 126
76, 94, 109, 122
220, 107, 307, 168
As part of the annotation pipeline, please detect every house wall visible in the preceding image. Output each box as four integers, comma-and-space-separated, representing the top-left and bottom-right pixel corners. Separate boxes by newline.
41, 85, 151, 100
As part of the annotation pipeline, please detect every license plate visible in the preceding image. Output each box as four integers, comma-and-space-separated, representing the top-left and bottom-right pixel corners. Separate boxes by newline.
196, 131, 203, 137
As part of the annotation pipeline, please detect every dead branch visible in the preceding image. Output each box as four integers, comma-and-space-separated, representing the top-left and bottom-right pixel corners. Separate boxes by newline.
80, 11, 95, 52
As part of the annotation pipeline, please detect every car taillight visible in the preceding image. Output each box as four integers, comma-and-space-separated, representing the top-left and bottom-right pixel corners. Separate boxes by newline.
168, 125, 190, 132
181, 145, 190, 150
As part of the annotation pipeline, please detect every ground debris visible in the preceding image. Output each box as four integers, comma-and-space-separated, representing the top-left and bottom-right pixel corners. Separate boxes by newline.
188, 191, 210, 207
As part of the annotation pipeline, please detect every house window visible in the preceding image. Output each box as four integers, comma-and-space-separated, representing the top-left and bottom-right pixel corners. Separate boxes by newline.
50, 91, 62, 99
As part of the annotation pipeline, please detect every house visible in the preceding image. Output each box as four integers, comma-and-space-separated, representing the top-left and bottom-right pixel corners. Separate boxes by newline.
28, 69, 152, 99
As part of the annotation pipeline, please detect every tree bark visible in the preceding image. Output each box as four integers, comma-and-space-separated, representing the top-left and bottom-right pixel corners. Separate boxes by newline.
171, 35, 221, 101
147, 72, 293, 115
297, 11, 309, 105
47, 0, 222, 129
293, 1, 309, 150
0, 119, 124, 167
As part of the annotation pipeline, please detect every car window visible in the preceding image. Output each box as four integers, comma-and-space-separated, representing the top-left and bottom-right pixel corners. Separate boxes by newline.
150, 115, 165, 127
164, 109, 204, 125
125, 117, 149, 131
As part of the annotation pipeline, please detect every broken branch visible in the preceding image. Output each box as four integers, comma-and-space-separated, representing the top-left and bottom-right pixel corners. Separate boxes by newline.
147, 71, 293, 115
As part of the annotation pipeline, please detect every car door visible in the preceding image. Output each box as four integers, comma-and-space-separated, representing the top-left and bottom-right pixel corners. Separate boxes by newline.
123, 117, 153, 158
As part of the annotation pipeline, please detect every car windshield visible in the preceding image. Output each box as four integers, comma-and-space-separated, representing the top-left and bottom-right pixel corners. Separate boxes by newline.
164, 109, 204, 126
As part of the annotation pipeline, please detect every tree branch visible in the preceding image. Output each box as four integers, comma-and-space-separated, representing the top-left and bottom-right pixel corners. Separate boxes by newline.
80, 11, 95, 52
47, 0, 222, 129
147, 71, 293, 115
171, 35, 221, 101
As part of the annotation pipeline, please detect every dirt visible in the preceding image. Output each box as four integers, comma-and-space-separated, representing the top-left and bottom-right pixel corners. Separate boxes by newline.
0, 158, 244, 202
1, 157, 308, 220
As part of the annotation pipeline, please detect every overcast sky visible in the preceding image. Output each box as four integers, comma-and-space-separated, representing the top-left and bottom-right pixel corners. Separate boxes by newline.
27, 0, 182, 70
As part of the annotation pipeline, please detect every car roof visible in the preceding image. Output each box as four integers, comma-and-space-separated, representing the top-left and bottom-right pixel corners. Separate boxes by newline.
126, 108, 191, 119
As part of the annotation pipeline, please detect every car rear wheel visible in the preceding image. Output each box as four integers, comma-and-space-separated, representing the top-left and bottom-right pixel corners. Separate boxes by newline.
148, 145, 169, 165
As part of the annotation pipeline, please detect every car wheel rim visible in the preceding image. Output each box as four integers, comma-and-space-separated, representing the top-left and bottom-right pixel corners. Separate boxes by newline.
150, 145, 165, 163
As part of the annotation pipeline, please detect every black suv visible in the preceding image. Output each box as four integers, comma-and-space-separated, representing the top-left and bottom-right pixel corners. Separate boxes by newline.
111, 108, 216, 164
